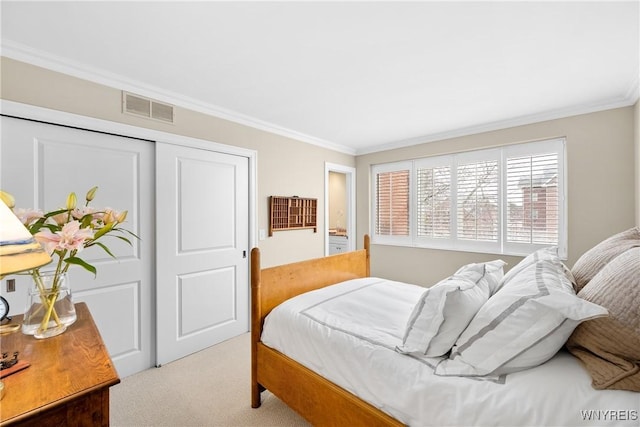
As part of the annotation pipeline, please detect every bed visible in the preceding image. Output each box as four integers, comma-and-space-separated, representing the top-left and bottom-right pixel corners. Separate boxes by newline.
251, 234, 640, 426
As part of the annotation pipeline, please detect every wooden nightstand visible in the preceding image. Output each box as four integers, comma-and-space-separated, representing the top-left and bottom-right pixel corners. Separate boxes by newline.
0, 303, 120, 426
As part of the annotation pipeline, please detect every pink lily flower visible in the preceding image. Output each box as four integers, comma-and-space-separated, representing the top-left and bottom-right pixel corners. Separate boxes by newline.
35, 220, 94, 254
14, 208, 44, 226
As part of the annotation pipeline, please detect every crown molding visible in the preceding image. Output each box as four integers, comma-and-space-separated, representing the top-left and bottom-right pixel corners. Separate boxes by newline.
3, 39, 637, 158
1, 39, 356, 156
357, 90, 639, 155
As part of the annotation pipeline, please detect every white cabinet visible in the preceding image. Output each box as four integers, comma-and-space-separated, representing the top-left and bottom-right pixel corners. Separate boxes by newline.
329, 235, 348, 255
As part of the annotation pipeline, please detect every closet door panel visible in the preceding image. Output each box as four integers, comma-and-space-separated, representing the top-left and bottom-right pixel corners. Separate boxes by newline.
1, 116, 155, 377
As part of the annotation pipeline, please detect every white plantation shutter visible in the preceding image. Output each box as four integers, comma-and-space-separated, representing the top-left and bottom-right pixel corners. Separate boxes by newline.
456, 160, 499, 242
506, 147, 562, 248
370, 138, 565, 257
416, 164, 451, 238
374, 163, 410, 239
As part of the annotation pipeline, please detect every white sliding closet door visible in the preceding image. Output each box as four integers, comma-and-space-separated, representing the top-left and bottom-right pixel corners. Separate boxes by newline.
0, 116, 155, 377
155, 142, 249, 366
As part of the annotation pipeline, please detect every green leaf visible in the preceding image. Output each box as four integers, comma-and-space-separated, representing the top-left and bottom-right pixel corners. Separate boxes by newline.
114, 235, 133, 246
93, 223, 114, 240
80, 214, 93, 228
28, 217, 50, 233
30, 222, 59, 234
93, 242, 116, 259
65, 257, 97, 276
117, 228, 141, 240
42, 208, 69, 218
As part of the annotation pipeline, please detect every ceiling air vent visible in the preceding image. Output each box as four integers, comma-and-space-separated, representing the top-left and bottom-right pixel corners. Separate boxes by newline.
123, 92, 174, 124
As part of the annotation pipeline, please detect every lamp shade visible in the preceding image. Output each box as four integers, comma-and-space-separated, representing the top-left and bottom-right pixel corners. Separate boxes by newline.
0, 201, 51, 276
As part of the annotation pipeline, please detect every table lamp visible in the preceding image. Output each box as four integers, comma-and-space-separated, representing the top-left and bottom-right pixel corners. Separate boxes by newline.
0, 199, 52, 399
0, 200, 52, 278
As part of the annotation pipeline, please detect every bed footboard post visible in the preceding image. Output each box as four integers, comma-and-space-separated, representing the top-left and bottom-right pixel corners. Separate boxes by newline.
250, 247, 262, 408
364, 234, 370, 277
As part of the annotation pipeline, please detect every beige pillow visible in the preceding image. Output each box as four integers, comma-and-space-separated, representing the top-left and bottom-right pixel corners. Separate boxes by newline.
571, 227, 640, 292
566, 247, 640, 391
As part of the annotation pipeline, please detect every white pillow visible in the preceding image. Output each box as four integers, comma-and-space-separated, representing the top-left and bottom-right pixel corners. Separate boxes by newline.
497, 246, 560, 293
435, 255, 608, 377
396, 260, 506, 357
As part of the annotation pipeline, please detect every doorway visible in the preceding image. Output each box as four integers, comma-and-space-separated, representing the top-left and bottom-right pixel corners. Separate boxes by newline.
324, 163, 356, 255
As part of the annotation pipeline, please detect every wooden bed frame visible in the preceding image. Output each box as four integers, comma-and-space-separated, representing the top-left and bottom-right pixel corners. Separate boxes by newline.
250, 235, 403, 426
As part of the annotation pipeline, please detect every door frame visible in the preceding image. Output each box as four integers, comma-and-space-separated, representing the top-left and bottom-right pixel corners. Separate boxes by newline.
1, 99, 258, 365
324, 162, 356, 255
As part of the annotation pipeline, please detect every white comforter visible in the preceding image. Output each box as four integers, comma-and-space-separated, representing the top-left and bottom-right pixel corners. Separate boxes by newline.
261, 277, 640, 426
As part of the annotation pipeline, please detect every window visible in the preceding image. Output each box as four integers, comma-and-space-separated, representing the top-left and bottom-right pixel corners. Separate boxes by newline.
371, 138, 566, 257
456, 158, 499, 242
373, 162, 410, 243
416, 163, 451, 239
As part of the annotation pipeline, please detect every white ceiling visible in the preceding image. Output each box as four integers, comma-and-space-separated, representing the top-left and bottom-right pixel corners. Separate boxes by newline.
1, 1, 638, 155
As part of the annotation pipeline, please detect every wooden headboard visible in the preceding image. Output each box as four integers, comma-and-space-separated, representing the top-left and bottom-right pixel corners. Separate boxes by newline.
250, 235, 405, 425
250, 234, 370, 339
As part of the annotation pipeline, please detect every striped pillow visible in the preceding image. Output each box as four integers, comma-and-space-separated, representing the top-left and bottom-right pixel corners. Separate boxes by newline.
498, 246, 560, 292
435, 253, 607, 377
396, 260, 506, 357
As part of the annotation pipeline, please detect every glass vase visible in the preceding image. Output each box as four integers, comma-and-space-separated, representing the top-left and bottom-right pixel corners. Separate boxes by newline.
22, 271, 77, 339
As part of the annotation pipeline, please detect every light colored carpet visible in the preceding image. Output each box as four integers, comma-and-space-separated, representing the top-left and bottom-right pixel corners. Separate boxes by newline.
110, 332, 310, 426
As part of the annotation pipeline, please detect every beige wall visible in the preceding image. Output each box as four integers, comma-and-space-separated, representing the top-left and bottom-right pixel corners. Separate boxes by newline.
0, 57, 355, 267
356, 107, 637, 287
3, 57, 637, 280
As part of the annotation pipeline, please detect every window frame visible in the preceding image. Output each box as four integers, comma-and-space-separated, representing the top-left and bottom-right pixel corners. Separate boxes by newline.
370, 138, 567, 258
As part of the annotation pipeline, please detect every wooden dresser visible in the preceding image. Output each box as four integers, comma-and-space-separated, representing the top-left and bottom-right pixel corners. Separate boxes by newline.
0, 303, 120, 426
